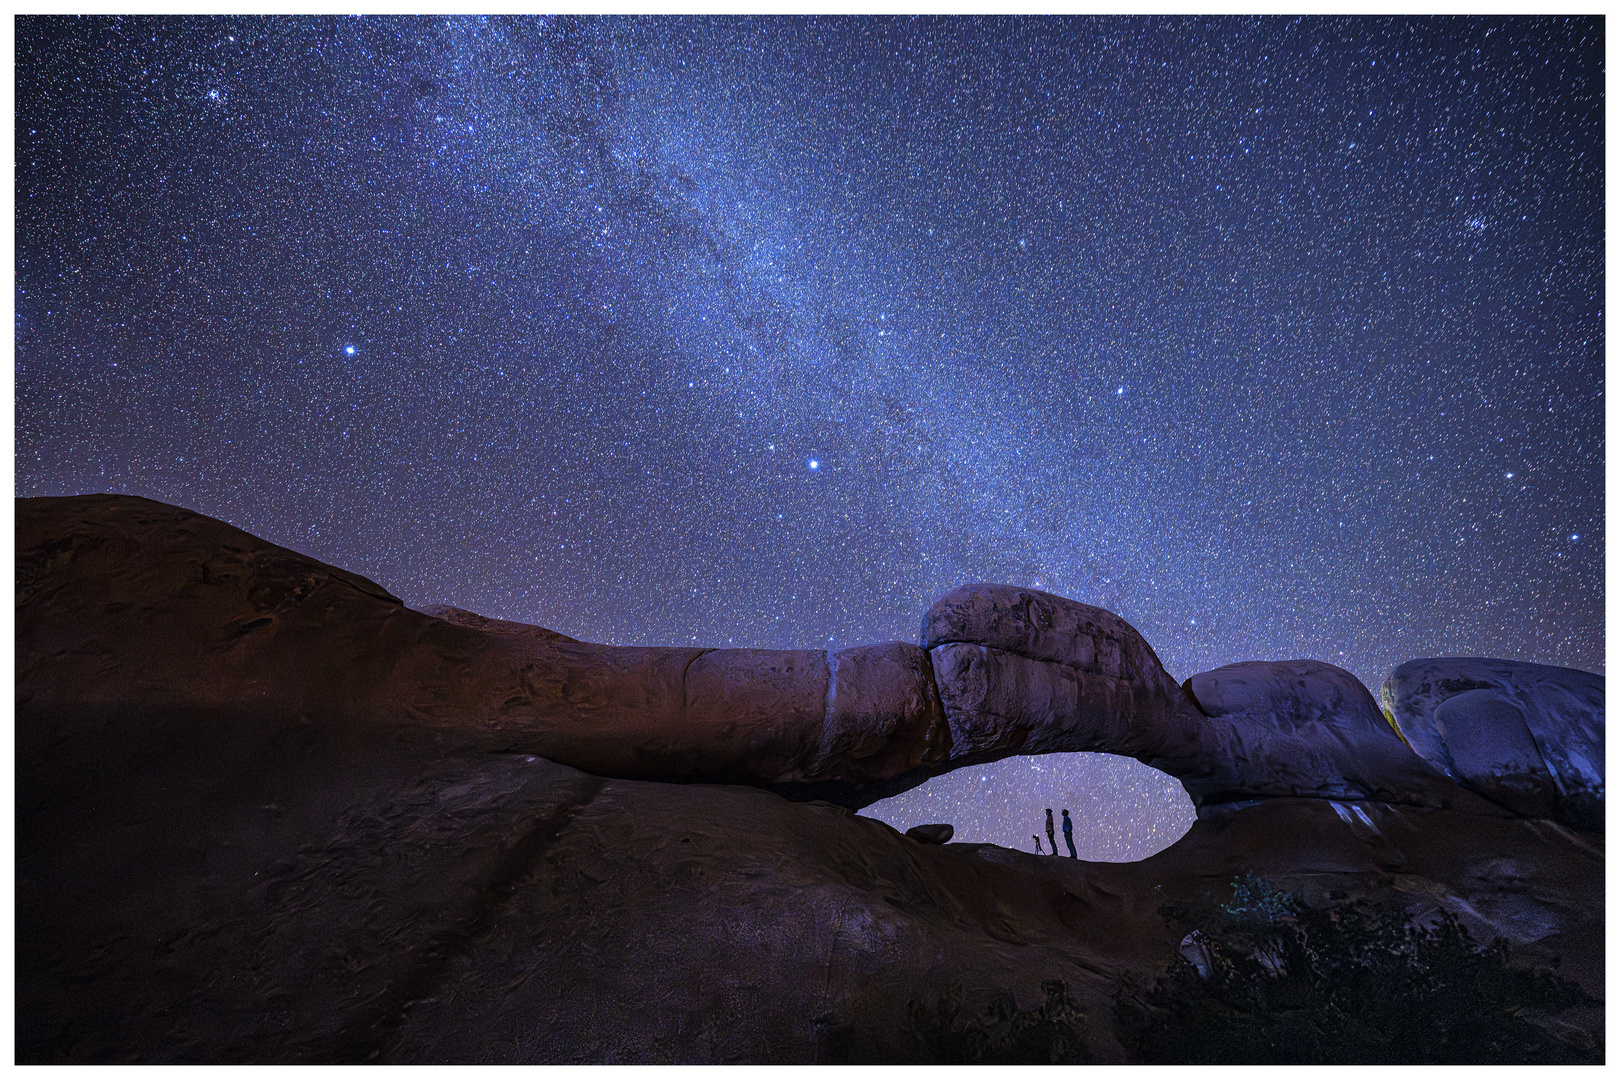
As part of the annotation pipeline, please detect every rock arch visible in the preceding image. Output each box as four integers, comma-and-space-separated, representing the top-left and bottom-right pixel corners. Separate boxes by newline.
19, 494, 1554, 825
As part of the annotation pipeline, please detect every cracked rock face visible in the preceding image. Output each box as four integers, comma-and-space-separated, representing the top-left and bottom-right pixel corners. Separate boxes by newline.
920, 584, 1203, 767
1382, 659, 1605, 830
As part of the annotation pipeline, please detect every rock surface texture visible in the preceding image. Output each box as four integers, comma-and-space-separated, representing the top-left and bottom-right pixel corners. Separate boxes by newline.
1382, 658, 1605, 830
16, 495, 1605, 1063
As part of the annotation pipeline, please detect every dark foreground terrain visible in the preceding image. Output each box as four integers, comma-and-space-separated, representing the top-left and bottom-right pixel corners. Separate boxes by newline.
16, 495, 1603, 1062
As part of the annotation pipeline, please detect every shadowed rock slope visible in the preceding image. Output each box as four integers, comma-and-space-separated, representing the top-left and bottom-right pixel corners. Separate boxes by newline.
15, 495, 1604, 1063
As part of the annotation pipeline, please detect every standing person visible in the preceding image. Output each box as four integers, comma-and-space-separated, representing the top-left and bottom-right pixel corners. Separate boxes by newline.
1032, 834, 1043, 854
1062, 808, 1078, 858
1045, 809, 1057, 855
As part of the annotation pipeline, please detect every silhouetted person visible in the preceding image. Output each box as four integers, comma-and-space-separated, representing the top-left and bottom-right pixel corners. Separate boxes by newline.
1045, 808, 1056, 855
1032, 834, 1043, 854
1062, 808, 1077, 858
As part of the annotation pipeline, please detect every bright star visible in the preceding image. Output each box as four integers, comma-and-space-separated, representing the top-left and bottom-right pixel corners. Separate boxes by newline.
808, 460, 819, 471
1116, 386, 1125, 395
345, 345, 356, 356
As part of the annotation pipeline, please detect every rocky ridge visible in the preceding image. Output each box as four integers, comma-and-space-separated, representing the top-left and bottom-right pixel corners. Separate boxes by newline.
15, 495, 1604, 1062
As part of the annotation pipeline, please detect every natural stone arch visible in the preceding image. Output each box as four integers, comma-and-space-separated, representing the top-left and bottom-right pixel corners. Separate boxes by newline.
19, 496, 1503, 823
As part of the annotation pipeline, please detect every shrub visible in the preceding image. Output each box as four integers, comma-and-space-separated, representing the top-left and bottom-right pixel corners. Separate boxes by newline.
1114, 875, 1602, 1064
906, 979, 1091, 1064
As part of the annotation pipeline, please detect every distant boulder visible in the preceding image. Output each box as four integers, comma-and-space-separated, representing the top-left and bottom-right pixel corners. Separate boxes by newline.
905, 823, 954, 844
1173, 656, 1464, 811
1381, 659, 1604, 829
1184, 659, 1388, 737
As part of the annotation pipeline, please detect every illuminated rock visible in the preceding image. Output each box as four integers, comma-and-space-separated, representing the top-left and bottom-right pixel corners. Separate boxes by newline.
1176, 657, 1465, 809
1183, 658, 1385, 735
1382, 658, 1605, 829
921, 585, 1491, 814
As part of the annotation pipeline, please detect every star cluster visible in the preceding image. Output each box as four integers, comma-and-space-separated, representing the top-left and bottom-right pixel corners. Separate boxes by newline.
16, 16, 1603, 857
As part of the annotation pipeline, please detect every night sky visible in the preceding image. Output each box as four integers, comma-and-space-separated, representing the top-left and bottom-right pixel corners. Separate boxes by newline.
15, 16, 1604, 859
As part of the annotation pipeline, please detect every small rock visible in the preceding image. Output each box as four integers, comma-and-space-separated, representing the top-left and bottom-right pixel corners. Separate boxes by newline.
905, 823, 954, 844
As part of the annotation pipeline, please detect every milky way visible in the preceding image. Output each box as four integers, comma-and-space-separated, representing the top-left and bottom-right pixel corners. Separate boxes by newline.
16, 16, 1604, 858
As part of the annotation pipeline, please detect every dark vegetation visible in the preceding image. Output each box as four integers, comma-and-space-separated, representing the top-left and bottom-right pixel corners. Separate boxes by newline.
901, 873, 1600, 1064
1114, 873, 1603, 1064
905, 979, 1092, 1064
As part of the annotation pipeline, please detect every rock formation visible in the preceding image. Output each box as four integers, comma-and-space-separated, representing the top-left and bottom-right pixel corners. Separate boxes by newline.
1383, 658, 1605, 830
922, 590, 1497, 813
15, 494, 1605, 1063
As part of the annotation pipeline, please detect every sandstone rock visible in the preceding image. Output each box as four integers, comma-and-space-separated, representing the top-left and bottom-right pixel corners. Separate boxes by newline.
921, 583, 1182, 686
819, 643, 950, 775
905, 823, 954, 844
17, 499, 1517, 818
928, 643, 1107, 759
1382, 659, 1605, 829
14, 495, 932, 806
920, 586, 1210, 776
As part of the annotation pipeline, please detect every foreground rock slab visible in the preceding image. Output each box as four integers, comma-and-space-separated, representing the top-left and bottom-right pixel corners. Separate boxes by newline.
17, 745, 1603, 1063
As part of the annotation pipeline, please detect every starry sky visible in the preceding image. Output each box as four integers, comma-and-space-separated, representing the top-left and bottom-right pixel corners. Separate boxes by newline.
16, 16, 1604, 859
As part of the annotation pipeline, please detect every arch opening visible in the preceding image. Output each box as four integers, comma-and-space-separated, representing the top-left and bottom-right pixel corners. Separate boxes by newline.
857, 752, 1197, 862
